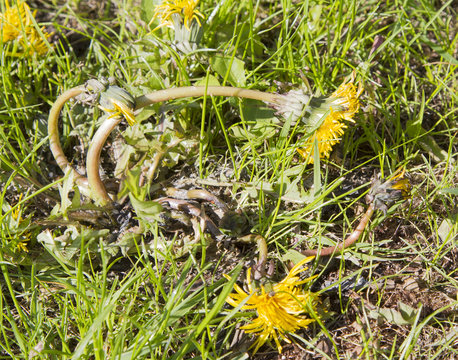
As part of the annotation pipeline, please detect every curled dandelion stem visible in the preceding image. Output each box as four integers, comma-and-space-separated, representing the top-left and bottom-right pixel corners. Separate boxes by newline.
86, 116, 122, 205
48, 85, 286, 205
47, 86, 89, 190
238, 234, 268, 278
302, 171, 410, 256
135, 86, 283, 109
302, 203, 375, 257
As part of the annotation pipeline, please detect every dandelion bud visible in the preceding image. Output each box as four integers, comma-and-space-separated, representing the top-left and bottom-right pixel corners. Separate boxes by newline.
149, 0, 205, 52
225, 256, 321, 354
99, 85, 137, 126
366, 169, 412, 213
274, 76, 363, 164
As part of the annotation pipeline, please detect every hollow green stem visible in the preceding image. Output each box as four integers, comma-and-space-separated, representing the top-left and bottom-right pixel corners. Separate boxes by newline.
87, 86, 285, 204
49, 85, 285, 205
238, 234, 268, 278
135, 86, 284, 109
86, 116, 122, 205
48, 86, 87, 187
143, 138, 183, 188
302, 203, 375, 257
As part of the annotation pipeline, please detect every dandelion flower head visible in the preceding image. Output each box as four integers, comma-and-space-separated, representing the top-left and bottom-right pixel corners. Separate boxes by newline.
0, 0, 32, 42
367, 167, 412, 213
98, 85, 137, 126
225, 256, 320, 354
21, 23, 49, 55
0, 0, 50, 55
152, 0, 204, 30
388, 167, 411, 200
297, 77, 363, 164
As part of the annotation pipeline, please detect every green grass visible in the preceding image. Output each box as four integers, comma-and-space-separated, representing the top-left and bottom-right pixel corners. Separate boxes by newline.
1, 0, 457, 359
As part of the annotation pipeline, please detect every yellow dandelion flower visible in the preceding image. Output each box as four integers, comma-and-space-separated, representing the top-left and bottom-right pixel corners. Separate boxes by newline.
225, 256, 320, 354
105, 100, 136, 126
21, 26, 49, 55
99, 85, 137, 126
11, 194, 24, 221
17, 240, 29, 252
388, 167, 412, 199
297, 111, 348, 162
0, 0, 32, 42
16, 231, 31, 253
0, 0, 50, 55
297, 78, 363, 164
10, 194, 31, 253
366, 168, 411, 213
152, 0, 204, 30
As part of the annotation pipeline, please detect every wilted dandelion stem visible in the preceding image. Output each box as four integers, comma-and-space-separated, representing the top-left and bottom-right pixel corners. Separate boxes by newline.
301, 170, 411, 257
48, 85, 286, 205
48, 86, 87, 187
135, 86, 283, 109
302, 203, 375, 257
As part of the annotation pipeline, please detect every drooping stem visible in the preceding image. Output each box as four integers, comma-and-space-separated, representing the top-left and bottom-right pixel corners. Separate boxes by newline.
49, 85, 286, 205
86, 86, 284, 204
238, 234, 268, 278
48, 86, 87, 186
135, 86, 284, 109
86, 116, 122, 205
302, 203, 376, 257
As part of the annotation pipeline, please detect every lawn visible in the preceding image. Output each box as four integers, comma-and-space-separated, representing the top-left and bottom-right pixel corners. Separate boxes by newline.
0, 0, 457, 359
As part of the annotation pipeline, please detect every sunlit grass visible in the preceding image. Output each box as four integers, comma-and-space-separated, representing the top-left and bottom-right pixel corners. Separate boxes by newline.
0, 0, 456, 358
